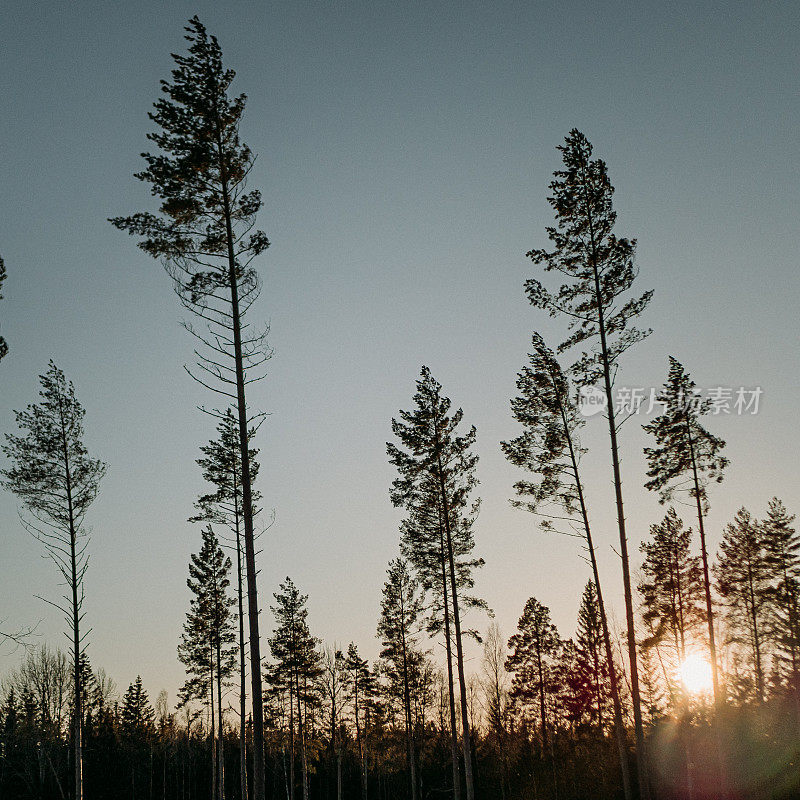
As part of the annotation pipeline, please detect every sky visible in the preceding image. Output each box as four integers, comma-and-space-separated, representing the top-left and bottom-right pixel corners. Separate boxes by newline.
1, 0, 798, 706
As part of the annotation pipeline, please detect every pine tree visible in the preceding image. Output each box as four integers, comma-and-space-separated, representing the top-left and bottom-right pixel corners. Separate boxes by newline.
0, 256, 7, 362
388, 366, 484, 800
377, 558, 425, 800
506, 597, 562, 749
178, 526, 237, 800
268, 578, 322, 800
191, 408, 260, 800
715, 508, 772, 701
638, 509, 705, 683
343, 643, 376, 800
761, 499, 800, 696
398, 470, 479, 800
643, 357, 728, 702
525, 131, 653, 794
1, 361, 106, 800
501, 333, 632, 798
110, 19, 270, 795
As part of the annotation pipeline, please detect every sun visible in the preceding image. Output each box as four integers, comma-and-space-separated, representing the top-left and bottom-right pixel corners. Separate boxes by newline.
679, 652, 714, 695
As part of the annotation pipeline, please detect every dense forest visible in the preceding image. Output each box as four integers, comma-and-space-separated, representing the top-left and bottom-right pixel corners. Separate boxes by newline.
1, 15, 798, 800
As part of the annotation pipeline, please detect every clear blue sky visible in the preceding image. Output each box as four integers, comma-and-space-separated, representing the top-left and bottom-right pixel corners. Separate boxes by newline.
1, 0, 798, 704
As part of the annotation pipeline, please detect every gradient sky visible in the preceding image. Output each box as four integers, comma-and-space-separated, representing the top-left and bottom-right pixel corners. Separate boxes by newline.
1, 0, 798, 706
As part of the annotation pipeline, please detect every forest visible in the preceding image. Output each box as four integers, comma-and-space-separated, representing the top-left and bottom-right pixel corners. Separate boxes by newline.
1, 12, 798, 800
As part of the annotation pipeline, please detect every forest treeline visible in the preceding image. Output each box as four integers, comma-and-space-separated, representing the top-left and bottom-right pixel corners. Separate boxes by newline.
1, 16, 798, 800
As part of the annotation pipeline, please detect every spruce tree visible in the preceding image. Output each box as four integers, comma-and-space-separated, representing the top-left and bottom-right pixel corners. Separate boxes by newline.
525, 131, 652, 793
643, 357, 728, 702
761, 499, 800, 697
268, 578, 322, 800
1, 361, 106, 800
638, 509, 705, 679
501, 333, 632, 798
110, 19, 270, 794
178, 525, 237, 800
715, 508, 771, 701
377, 558, 425, 800
388, 366, 483, 800
192, 408, 260, 800
505, 597, 562, 749
570, 581, 613, 734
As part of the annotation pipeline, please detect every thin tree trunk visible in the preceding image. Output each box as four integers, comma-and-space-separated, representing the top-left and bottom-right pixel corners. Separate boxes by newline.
58, 396, 83, 800
554, 375, 633, 800
435, 448, 475, 800
217, 126, 266, 800
440, 523, 462, 800
217, 631, 226, 800
686, 421, 721, 704
236, 510, 249, 800
583, 183, 647, 798
399, 589, 419, 800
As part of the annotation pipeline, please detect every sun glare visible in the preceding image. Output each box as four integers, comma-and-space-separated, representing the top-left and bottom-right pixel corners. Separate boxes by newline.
679, 652, 714, 695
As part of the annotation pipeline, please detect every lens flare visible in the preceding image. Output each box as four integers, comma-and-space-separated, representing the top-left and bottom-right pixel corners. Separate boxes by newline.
679, 652, 714, 695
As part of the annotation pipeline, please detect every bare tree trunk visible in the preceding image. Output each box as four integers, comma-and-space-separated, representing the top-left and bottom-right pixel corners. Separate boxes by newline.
236, 515, 249, 800
219, 142, 266, 800
686, 422, 721, 705
435, 450, 475, 800
440, 524, 462, 800
555, 375, 633, 800
58, 399, 83, 800
585, 212, 648, 798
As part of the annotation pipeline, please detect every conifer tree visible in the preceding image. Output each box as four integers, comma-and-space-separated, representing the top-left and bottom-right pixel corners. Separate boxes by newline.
398, 471, 480, 800
178, 525, 237, 800
268, 578, 322, 800
377, 558, 425, 800
121, 676, 156, 799
0, 256, 7, 362
643, 357, 728, 701
343, 643, 376, 800
715, 508, 772, 701
570, 581, 613, 734
388, 366, 484, 800
501, 333, 632, 798
506, 597, 562, 749
1, 361, 106, 800
110, 19, 270, 795
525, 131, 652, 790
638, 509, 705, 678
761, 499, 800, 696
192, 408, 260, 800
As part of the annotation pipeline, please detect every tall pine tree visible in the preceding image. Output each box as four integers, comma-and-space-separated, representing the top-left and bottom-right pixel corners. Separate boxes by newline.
501, 333, 632, 798
643, 357, 728, 702
525, 131, 652, 794
388, 366, 484, 800
1, 361, 106, 800
110, 19, 270, 795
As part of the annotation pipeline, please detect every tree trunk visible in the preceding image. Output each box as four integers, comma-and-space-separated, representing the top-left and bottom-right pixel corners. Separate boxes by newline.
686, 420, 721, 704
236, 514, 249, 800
219, 139, 266, 800
556, 382, 633, 800
435, 450, 475, 800
440, 523, 462, 800
584, 197, 647, 798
